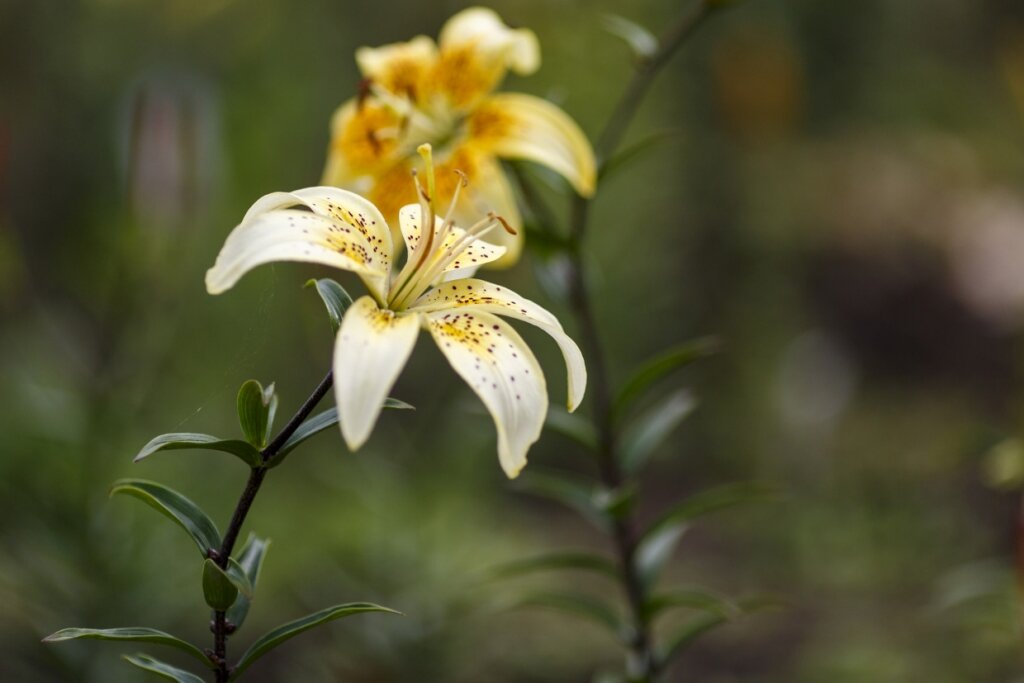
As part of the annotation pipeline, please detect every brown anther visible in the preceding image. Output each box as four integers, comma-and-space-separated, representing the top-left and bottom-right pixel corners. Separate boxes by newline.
357, 78, 373, 108
453, 169, 469, 187
491, 213, 517, 235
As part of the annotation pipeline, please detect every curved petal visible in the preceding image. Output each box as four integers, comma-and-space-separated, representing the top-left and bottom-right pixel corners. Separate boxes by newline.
356, 35, 438, 103
334, 296, 420, 451
412, 278, 586, 411
323, 99, 404, 183
425, 308, 546, 477
207, 188, 393, 300
434, 8, 540, 110
470, 93, 596, 198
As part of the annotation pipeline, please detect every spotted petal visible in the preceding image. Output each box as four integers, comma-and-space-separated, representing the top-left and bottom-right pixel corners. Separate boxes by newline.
397, 204, 507, 279
435, 7, 540, 110
425, 309, 546, 478
206, 188, 393, 301
470, 93, 596, 198
356, 35, 438, 103
412, 279, 585, 411
334, 296, 420, 451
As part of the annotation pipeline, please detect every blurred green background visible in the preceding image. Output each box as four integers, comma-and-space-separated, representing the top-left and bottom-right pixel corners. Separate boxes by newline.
4, 0, 1024, 680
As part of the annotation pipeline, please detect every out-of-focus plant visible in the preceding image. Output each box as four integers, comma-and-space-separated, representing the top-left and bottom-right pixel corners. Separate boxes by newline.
487, 2, 774, 681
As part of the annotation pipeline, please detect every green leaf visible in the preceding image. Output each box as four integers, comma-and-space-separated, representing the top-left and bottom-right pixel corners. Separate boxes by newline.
645, 588, 739, 621
621, 390, 697, 474
614, 337, 721, 419
601, 13, 658, 61
133, 433, 261, 468
263, 383, 279, 444
514, 470, 608, 530
599, 129, 684, 182
203, 559, 238, 610
635, 523, 686, 589
110, 479, 221, 556
268, 399, 414, 468
225, 557, 255, 599
488, 552, 619, 582
43, 628, 211, 669
306, 278, 353, 332
638, 482, 779, 547
545, 407, 598, 451
226, 534, 271, 629
237, 379, 275, 449
122, 654, 206, 683
656, 596, 776, 666
229, 603, 399, 680
512, 592, 625, 638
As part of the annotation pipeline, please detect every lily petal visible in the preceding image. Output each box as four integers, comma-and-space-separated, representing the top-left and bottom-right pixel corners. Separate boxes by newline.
435, 7, 540, 110
356, 35, 438, 103
470, 93, 597, 198
206, 188, 393, 300
412, 278, 586, 411
398, 204, 507, 277
334, 296, 421, 451
425, 308, 546, 477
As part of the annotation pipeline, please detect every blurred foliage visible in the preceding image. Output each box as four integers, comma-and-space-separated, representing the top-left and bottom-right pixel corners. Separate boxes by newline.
4, 0, 1024, 681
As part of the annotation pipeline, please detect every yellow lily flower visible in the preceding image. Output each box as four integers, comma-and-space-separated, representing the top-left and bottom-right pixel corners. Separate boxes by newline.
206, 146, 586, 478
322, 6, 596, 266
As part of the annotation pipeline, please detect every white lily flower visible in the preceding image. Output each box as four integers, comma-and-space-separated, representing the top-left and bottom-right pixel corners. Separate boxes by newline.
206, 146, 586, 478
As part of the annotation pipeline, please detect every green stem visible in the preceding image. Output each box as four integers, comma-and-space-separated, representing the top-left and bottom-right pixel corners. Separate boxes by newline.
564, 2, 720, 679
210, 370, 334, 682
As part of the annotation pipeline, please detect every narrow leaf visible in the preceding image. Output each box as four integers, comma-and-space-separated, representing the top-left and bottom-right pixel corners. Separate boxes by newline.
110, 479, 221, 556
306, 278, 353, 332
512, 592, 625, 638
514, 470, 608, 530
645, 588, 739, 621
237, 379, 271, 449
656, 596, 776, 665
636, 524, 686, 589
488, 552, 619, 582
268, 398, 414, 468
43, 628, 211, 669
614, 337, 721, 418
122, 654, 206, 683
601, 14, 658, 60
230, 603, 399, 680
226, 534, 271, 629
225, 557, 254, 599
545, 407, 598, 451
133, 433, 261, 468
203, 559, 239, 611
263, 383, 279, 445
638, 482, 779, 547
599, 129, 684, 181
621, 390, 697, 474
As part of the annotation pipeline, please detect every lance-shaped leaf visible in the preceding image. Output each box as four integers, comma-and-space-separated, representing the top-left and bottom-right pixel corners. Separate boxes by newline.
122, 654, 206, 683
268, 398, 414, 468
110, 480, 221, 556
656, 596, 776, 666
644, 588, 739, 621
620, 390, 696, 474
226, 534, 271, 629
306, 278, 353, 332
514, 469, 608, 530
614, 337, 721, 419
599, 129, 684, 182
203, 559, 239, 611
43, 628, 211, 669
229, 603, 399, 680
511, 592, 626, 639
133, 433, 261, 468
635, 482, 778, 587
601, 13, 658, 61
488, 551, 619, 582
545, 407, 598, 451
237, 380, 276, 449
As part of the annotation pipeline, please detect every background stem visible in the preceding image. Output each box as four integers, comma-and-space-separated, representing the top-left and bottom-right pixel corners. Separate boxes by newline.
564, 3, 719, 679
